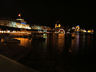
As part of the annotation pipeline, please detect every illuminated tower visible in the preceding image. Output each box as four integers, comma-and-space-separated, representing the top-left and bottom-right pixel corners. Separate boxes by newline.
16, 13, 27, 24
15, 13, 31, 29
75, 25, 80, 31
55, 24, 61, 28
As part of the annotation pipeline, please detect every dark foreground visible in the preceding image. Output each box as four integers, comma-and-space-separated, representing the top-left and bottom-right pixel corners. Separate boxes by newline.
0, 33, 96, 72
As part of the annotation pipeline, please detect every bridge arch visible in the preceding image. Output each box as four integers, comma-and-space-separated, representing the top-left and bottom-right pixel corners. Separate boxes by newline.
58, 29, 65, 34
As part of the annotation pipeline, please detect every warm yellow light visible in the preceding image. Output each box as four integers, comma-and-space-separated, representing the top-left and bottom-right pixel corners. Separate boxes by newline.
55, 24, 61, 28
87, 30, 94, 33
83, 30, 87, 32
58, 24, 61, 27
75, 25, 80, 31
18, 13, 21, 17
88, 30, 91, 33
7, 30, 10, 33
16, 19, 23, 21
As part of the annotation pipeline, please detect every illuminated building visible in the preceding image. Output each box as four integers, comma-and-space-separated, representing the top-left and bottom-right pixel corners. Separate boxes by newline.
75, 25, 80, 31
15, 18, 31, 29
31, 25, 51, 32
15, 13, 31, 29
0, 14, 31, 29
55, 24, 61, 28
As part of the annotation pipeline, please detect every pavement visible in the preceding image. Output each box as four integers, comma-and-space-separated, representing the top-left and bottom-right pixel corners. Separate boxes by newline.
0, 55, 39, 72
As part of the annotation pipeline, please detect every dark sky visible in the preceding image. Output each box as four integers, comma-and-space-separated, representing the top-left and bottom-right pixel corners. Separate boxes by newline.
0, 0, 96, 27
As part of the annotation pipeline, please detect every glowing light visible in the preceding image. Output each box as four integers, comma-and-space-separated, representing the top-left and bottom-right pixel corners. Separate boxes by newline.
87, 30, 94, 33
83, 30, 87, 32
7, 30, 10, 33
72, 27, 75, 29
18, 13, 21, 17
55, 24, 61, 28
58, 24, 61, 27
21, 22, 26, 24
58, 29, 65, 34
16, 19, 23, 20
43, 33, 47, 38
75, 25, 80, 31
88, 30, 91, 33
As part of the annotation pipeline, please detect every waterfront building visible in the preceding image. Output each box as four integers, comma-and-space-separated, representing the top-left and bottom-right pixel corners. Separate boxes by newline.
0, 14, 31, 29
75, 25, 80, 31
55, 24, 61, 28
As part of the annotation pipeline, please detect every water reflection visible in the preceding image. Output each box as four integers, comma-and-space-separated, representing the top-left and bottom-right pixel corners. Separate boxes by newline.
57, 34, 65, 54
0, 38, 4, 43
14, 38, 32, 47
0, 33, 95, 72
71, 34, 80, 55
0, 37, 31, 60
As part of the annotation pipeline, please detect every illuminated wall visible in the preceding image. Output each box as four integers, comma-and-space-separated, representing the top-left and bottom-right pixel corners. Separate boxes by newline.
16, 18, 31, 29
0, 19, 31, 29
9, 21, 17, 27
16, 22, 31, 29
31, 25, 51, 31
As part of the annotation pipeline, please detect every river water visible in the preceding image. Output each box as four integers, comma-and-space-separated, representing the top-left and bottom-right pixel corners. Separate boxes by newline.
0, 33, 96, 72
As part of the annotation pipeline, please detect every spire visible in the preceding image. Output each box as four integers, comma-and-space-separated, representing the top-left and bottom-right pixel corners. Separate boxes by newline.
16, 13, 22, 22
17, 8, 23, 17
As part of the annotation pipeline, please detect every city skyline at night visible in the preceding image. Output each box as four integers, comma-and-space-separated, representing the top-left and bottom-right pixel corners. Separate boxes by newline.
0, 0, 95, 25
0, 1, 96, 72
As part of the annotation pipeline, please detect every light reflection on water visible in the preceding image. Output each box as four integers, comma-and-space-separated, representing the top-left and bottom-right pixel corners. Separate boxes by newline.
0, 33, 95, 72
71, 34, 80, 54
56, 34, 65, 54
0, 33, 93, 57
14, 38, 32, 47
9, 33, 92, 55
0, 38, 4, 43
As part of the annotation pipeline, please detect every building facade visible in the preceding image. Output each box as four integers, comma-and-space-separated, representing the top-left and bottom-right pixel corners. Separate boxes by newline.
0, 19, 31, 29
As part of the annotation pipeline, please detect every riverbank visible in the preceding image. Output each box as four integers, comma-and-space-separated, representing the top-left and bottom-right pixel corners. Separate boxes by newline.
0, 55, 39, 72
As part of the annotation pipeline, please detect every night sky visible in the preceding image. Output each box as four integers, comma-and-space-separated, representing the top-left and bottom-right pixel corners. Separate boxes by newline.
0, 0, 96, 28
